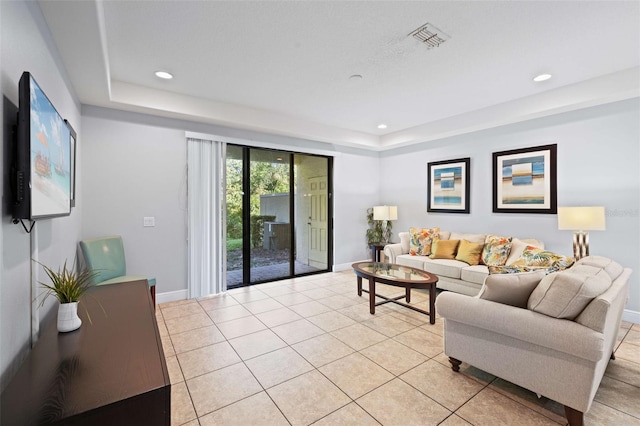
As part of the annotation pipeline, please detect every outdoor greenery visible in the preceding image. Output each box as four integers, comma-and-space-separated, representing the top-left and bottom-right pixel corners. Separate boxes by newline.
225, 158, 290, 241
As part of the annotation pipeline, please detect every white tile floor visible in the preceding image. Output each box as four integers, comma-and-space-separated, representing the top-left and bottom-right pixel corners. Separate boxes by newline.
157, 270, 640, 426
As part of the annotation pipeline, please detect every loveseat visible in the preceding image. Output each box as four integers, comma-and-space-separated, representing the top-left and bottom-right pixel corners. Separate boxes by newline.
436, 256, 631, 426
383, 229, 558, 296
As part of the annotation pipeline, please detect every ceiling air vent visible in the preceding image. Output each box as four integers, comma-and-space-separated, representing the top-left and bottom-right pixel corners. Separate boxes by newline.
409, 23, 450, 49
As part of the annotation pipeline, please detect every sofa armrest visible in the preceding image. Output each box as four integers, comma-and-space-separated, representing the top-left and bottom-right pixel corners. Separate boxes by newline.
383, 243, 405, 264
436, 292, 605, 362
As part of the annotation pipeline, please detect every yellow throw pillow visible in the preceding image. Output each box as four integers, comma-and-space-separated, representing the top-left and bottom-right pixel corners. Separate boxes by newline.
429, 239, 460, 259
409, 227, 440, 256
455, 239, 484, 265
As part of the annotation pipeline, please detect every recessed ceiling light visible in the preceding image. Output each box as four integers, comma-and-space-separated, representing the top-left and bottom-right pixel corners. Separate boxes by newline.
377, 124, 388, 129
533, 73, 552, 82
155, 71, 173, 80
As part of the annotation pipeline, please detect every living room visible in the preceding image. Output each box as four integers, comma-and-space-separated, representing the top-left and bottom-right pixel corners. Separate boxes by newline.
1, 1, 639, 425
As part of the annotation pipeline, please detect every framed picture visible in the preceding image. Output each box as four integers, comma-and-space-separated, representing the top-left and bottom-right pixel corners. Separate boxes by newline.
64, 119, 77, 208
492, 144, 557, 214
427, 157, 470, 213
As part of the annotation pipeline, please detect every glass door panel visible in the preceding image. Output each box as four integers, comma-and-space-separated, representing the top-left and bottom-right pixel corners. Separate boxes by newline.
249, 148, 291, 283
225, 145, 244, 287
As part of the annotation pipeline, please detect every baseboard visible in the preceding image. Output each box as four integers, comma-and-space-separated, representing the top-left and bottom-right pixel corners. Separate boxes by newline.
623, 309, 640, 325
333, 260, 369, 272
156, 289, 189, 304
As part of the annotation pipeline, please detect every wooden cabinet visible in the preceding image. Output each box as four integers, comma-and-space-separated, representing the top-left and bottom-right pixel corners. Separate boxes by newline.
1, 280, 170, 425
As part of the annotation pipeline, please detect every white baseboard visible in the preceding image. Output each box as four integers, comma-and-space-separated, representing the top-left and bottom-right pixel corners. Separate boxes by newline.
156, 289, 189, 304
623, 309, 640, 325
333, 260, 369, 272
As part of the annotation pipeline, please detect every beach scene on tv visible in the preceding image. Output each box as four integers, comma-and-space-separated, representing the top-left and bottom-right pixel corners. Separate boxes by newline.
29, 77, 71, 218
500, 154, 547, 206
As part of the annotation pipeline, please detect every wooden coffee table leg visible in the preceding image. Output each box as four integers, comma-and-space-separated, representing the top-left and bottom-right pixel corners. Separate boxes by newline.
369, 278, 375, 314
405, 286, 411, 303
429, 283, 436, 324
357, 276, 362, 296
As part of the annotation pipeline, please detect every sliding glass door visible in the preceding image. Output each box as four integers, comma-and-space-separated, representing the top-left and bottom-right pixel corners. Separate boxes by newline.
225, 145, 332, 287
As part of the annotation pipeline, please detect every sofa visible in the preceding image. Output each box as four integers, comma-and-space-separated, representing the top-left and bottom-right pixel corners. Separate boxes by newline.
383, 229, 552, 296
436, 256, 631, 426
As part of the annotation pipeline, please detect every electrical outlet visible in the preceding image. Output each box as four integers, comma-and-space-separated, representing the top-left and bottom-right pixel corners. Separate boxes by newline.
143, 217, 155, 227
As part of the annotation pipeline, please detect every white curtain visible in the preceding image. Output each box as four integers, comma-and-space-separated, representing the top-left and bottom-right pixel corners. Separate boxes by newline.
187, 137, 226, 299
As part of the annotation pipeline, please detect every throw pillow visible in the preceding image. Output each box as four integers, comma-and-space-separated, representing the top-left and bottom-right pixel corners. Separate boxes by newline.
505, 238, 544, 265
480, 270, 546, 308
481, 234, 513, 266
455, 239, 484, 265
512, 246, 575, 273
429, 239, 460, 259
409, 227, 440, 256
488, 265, 547, 274
528, 269, 612, 320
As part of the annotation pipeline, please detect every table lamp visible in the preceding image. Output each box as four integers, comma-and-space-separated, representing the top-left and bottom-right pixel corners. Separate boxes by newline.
557, 206, 606, 260
373, 205, 398, 244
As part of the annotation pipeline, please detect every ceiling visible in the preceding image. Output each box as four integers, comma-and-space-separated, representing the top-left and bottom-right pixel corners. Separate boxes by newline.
39, 1, 640, 151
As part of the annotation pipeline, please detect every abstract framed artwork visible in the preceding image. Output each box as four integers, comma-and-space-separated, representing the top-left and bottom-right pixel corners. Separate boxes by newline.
492, 144, 557, 214
427, 157, 470, 213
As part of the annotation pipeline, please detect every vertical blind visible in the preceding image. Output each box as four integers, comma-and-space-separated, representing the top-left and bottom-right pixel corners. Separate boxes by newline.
187, 138, 226, 298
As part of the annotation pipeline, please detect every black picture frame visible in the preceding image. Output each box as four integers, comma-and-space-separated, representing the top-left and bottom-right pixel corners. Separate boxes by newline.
492, 144, 557, 214
427, 157, 470, 214
64, 119, 76, 208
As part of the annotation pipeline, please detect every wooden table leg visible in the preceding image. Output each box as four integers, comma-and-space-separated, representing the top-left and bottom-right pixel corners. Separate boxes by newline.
357, 276, 362, 296
369, 278, 375, 314
405, 286, 411, 303
429, 283, 436, 324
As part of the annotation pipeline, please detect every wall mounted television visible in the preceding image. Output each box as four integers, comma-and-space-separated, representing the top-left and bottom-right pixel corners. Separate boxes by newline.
12, 72, 74, 222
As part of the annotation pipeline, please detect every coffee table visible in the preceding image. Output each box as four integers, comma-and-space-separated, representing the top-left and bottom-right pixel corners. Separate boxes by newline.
352, 262, 439, 324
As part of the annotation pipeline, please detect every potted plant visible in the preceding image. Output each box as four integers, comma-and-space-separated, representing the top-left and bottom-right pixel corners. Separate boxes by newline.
365, 207, 393, 245
38, 260, 98, 333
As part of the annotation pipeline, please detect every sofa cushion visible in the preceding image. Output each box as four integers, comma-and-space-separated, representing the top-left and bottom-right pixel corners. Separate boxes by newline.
511, 246, 575, 273
399, 232, 411, 253
455, 240, 484, 265
450, 232, 485, 244
480, 270, 546, 308
506, 238, 545, 265
409, 227, 440, 256
429, 239, 460, 259
423, 258, 467, 279
527, 269, 612, 320
576, 256, 624, 281
460, 265, 489, 284
481, 234, 513, 266
397, 254, 429, 270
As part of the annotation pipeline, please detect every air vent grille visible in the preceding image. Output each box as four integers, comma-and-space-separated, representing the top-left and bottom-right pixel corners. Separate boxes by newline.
409, 23, 450, 49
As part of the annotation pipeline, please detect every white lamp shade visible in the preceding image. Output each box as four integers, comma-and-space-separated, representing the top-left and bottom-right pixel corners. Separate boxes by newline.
558, 206, 606, 231
373, 205, 398, 221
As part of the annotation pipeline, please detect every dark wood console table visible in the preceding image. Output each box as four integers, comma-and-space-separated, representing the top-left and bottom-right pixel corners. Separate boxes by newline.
1, 280, 170, 425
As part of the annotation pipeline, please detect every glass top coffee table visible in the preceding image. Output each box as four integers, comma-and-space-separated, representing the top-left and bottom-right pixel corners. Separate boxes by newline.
352, 262, 439, 324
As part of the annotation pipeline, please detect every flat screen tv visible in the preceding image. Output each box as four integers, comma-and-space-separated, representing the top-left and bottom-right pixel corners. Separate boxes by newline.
13, 72, 73, 221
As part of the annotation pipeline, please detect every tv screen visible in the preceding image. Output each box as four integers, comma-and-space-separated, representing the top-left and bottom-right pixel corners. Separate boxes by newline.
14, 72, 72, 220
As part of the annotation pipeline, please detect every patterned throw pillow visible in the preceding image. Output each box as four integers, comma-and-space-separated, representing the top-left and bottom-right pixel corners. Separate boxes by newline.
409, 227, 440, 256
489, 265, 548, 274
511, 246, 575, 273
481, 235, 513, 266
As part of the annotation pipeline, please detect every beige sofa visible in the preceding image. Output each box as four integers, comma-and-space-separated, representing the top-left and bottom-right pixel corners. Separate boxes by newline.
436, 256, 631, 426
383, 231, 544, 296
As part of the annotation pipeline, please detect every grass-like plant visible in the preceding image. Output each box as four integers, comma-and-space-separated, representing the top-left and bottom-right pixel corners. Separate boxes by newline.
38, 259, 98, 305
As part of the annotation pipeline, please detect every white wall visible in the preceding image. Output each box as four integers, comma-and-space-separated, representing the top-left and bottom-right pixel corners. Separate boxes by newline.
380, 98, 640, 316
80, 114, 188, 294
1, 0, 82, 390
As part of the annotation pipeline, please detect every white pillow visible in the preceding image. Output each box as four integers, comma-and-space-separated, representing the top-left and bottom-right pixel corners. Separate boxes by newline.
528, 270, 611, 320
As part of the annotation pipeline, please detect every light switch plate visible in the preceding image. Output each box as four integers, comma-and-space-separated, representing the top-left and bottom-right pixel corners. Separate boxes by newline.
143, 217, 155, 227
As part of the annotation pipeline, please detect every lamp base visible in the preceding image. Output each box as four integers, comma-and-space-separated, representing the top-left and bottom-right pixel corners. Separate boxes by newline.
572, 231, 589, 261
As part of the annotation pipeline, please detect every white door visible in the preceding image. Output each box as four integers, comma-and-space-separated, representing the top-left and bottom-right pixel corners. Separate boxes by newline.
308, 176, 328, 269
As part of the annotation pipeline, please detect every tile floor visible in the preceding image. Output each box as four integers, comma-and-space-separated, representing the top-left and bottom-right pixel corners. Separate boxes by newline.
156, 271, 640, 426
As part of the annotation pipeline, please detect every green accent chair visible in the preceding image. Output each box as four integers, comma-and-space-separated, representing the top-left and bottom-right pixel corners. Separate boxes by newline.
79, 236, 156, 305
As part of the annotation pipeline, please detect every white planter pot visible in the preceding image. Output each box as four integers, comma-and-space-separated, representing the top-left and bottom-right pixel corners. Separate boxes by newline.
58, 302, 82, 333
